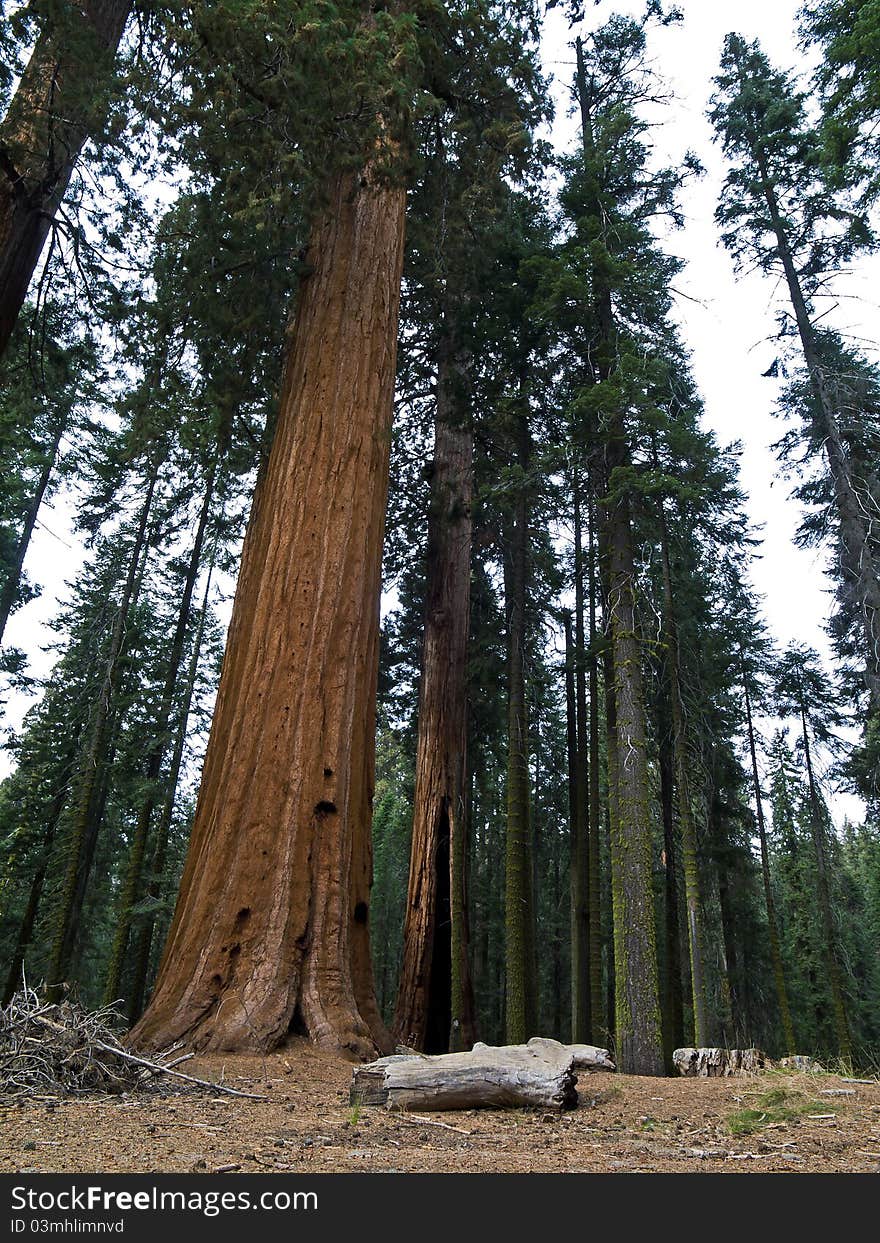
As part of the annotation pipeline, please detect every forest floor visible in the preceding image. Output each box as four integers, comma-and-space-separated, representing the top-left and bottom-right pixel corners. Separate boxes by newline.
2, 1039, 879, 1174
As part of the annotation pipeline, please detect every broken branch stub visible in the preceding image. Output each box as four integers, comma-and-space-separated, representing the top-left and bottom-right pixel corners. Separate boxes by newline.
350, 1037, 615, 1112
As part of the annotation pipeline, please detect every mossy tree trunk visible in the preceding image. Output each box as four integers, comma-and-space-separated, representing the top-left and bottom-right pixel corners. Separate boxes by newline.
130, 168, 406, 1056
659, 521, 708, 1047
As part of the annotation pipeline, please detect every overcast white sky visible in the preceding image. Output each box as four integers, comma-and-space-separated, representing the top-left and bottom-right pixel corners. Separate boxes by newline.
3, 2, 874, 821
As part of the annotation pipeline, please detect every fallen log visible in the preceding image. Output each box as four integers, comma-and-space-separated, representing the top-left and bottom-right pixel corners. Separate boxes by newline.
350, 1037, 614, 1112
673, 1047, 770, 1077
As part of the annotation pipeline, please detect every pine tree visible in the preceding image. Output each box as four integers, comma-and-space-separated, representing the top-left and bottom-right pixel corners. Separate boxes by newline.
776, 644, 853, 1063
710, 35, 880, 710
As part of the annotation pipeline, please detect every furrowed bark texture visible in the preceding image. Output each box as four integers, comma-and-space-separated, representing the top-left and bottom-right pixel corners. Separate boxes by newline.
130, 170, 406, 1057
394, 342, 476, 1054
0, 0, 131, 358
606, 484, 664, 1076
503, 408, 538, 1044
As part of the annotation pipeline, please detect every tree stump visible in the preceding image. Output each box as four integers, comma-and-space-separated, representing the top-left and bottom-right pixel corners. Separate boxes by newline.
350, 1037, 615, 1112
673, 1047, 770, 1077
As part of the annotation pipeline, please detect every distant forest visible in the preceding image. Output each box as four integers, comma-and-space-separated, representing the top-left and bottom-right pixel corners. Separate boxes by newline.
1, 0, 879, 1076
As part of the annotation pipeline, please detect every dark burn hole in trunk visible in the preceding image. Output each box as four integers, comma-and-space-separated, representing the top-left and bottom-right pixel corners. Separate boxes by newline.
287, 1003, 308, 1037
424, 803, 452, 1055
235, 907, 251, 927
353, 901, 368, 924
323, 767, 334, 778
314, 800, 337, 816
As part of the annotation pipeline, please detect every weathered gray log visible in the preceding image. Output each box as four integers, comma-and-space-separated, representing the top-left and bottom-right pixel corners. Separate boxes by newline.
351, 1037, 615, 1112
673, 1047, 770, 1077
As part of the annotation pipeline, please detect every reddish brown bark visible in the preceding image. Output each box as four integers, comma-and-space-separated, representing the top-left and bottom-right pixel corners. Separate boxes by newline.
393, 340, 476, 1054
0, 1, 131, 357
130, 169, 406, 1057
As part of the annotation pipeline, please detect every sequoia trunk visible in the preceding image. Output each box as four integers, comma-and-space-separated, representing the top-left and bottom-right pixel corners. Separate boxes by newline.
503, 405, 538, 1044
130, 169, 407, 1056
394, 340, 476, 1054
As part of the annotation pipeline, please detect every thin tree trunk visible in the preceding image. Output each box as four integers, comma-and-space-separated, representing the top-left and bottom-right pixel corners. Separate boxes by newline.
103, 458, 219, 1004
741, 657, 796, 1054
586, 487, 602, 1038
1, 737, 80, 1004
394, 337, 476, 1053
127, 562, 215, 1023
0, 410, 66, 644
129, 168, 406, 1056
0, 0, 131, 357
503, 405, 537, 1044
798, 683, 853, 1064
570, 466, 590, 1042
45, 464, 158, 990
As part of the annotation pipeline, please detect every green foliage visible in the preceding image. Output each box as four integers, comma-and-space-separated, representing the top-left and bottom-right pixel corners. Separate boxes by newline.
727, 1086, 835, 1136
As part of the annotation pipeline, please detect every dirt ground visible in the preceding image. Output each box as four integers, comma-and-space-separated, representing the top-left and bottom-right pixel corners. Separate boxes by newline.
2, 1039, 879, 1174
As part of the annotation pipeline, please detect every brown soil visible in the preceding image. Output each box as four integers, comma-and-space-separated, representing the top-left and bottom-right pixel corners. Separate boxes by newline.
3, 1040, 879, 1174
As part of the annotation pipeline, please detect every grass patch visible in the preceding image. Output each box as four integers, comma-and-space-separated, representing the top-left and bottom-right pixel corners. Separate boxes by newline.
726, 1088, 835, 1137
